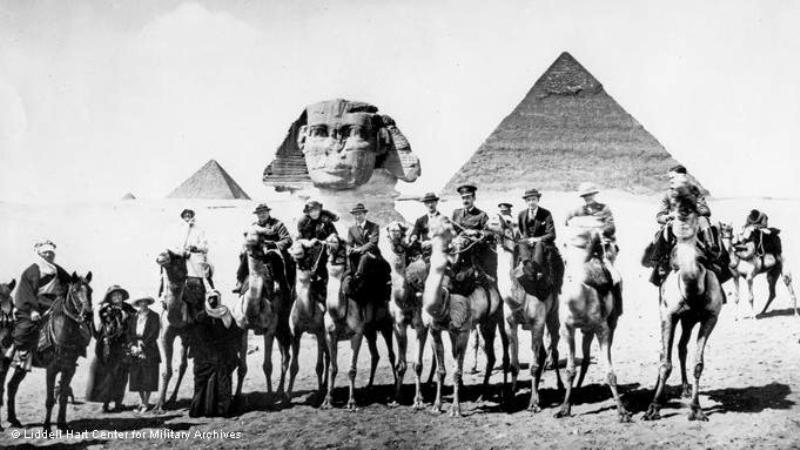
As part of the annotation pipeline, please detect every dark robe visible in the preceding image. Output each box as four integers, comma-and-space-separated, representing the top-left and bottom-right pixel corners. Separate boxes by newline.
12, 263, 70, 352
188, 312, 242, 418
86, 302, 135, 404
128, 309, 161, 392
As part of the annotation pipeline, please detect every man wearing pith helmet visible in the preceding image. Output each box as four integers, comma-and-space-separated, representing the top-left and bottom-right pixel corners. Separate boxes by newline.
451, 184, 497, 283
232, 203, 294, 298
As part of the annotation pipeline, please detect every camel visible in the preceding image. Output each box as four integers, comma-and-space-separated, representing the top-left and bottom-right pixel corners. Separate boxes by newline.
381, 221, 430, 407
286, 239, 330, 403
421, 215, 507, 417
720, 223, 797, 319
230, 231, 293, 404
554, 216, 630, 422
488, 216, 563, 412
321, 236, 396, 410
643, 196, 724, 422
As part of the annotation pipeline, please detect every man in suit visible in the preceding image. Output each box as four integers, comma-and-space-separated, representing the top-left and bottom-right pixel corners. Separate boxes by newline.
515, 188, 558, 286
451, 185, 496, 282
409, 192, 442, 260
232, 203, 294, 297
346, 203, 387, 289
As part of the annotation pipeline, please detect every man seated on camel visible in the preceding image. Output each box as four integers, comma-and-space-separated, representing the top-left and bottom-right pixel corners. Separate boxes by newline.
167, 208, 212, 321
451, 184, 497, 287
232, 203, 294, 298
741, 209, 782, 259
346, 203, 390, 297
515, 188, 561, 290
297, 200, 340, 291
408, 192, 442, 262
12, 240, 72, 371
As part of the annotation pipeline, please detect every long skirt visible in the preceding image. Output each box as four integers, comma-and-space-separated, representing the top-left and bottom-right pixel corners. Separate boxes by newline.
129, 361, 159, 392
86, 354, 130, 404
189, 357, 236, 418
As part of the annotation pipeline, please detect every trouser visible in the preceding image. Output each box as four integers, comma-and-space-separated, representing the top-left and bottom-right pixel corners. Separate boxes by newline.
350, 252, 378, 278
518, 240, 546, 270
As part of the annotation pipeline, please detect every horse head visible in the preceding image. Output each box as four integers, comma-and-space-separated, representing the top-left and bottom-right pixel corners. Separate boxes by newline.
0, 279, 16, 306
66, 271, 93, 317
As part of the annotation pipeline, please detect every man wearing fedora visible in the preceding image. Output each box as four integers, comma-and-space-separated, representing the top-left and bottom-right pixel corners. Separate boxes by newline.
516, 188, 561, 290
232, 203, 294, 297
409, 192, 442, 260
451, 185, 496, 283
346, 203, 389, 294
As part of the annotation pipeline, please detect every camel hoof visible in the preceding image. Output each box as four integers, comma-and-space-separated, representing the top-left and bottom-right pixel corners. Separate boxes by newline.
42, 424, 51, 434
449, 406, 462, 418
430, 403, 442, 414
389, 400, 400, 408
554, 409, 571, 419
346, 401, 358, 412
642, 405, 661, 421
151, 407, 166, 415
681, 384, 692, 398
468, 367, 479, 375
688, 407, 709, 421
528, 403, 541, 414
413, 400, 425, 410
8, 418, 22, 428
319, 397, 333, 410
618, 408, 633, 423
57, 422, 68, 432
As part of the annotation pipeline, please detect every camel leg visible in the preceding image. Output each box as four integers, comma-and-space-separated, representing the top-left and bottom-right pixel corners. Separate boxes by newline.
643, 315, 677, 421
731, 275, 741, 320
382, 324, 397, 391
782, 271, 799, 316
479, 320, 497, 397
365, 329, 380, 391
759, 269, 780, 316
412, 324, 429, 410
167, 338, 188, 405
153, 326, 176, 413
677, 318, 694, 398
321, 332, 337, 410
469, 328, 480, 374
43, 367, 57, 432
745, 276, 756, 318
56, 366, 76, 431
277, 335, 291, 405
528, 317, 546, 412
426, 339, 438, 385
688, 314, 718, 421
0, 357, 11, 431
575, 331, 593, 389
506, 320, 520, 393
287, 330, 302, 402
234, 331, 248, 402
597, 324, 631, 422
496, 304, 510, 405
393, 322, 408, 404
347, 333, 363, 411
430, 330, 446, 413
554, 323, 576, 418
6, 367, 27, 427
263, 332, 275, 397
546, 303, 564, 390
449, 330, 469, 417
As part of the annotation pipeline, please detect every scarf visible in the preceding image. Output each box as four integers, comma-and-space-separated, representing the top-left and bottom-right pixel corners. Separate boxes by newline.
204, 290, 233, 328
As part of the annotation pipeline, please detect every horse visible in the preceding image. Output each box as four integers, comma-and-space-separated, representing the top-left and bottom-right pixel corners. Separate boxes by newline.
643, 196, 724, 422
286, 238, 330, 403
153, 249, 201, 412
381, 221, 430, 407
5, 272, 93, 431
321, 236, 396, 410
554, 216, 630, 422
720, 223, 797, 319
422, 215, 507, 417
488, 214, 563, 412
230, 231, 293, 404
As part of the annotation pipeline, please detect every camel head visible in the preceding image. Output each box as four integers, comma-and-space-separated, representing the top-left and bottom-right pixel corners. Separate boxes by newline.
385, 221, 408, 244
289, 239, 324, 272
244, 230, 265, 258
428, 215, 456, 245
157, 249, 188, 282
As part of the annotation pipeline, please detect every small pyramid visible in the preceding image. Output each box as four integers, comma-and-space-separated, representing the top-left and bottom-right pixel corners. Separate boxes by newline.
167, 160, 251, 200
444, 51, 697, 195
121, 192, 136, 200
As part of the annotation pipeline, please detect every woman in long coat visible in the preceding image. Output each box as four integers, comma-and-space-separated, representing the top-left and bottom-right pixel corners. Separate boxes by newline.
126, 296, 161, 413
86, 285, 135, 412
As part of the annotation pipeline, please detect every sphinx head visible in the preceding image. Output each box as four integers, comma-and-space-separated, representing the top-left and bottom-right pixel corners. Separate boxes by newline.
266, 99, 421, 190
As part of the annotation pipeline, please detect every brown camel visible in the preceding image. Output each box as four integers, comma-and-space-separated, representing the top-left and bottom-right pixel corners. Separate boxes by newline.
421, 215, 506, 417
381, 221, 430, 407
720, 223, 797, 319
554, 216, 630, 422
643, 196, 724, 421
488, 215, 563, 412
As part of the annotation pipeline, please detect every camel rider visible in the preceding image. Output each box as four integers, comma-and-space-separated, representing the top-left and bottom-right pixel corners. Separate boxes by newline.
297, 200, 340, 288
173, 209, 213, 286
515, 188, 560, 288
12, 240, 72, 370
451, 184, 497, 285
346, 203, 390, 295
744, 209, 770, 233
408, 192, 442, 261
232, 203, 294, 297
742, 209, 782, 258
565, 183, 622, 312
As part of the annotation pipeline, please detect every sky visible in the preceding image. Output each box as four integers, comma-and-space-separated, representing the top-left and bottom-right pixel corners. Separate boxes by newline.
1, 0, 799, 203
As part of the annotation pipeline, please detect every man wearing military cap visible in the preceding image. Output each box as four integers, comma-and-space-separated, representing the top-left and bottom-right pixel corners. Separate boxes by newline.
516, 188, 562, 290
451, 184, 497, 283
409, 192, 442, 260
232, 203, 294, 297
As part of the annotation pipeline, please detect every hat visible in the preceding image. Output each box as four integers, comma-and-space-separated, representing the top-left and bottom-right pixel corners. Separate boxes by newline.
420, 192, 440, 203
102, 285, 130, 304
350, 203, 368, 214
522, 188, 541, 199
456, 184, 477, 196
303, 200, 323, 214
180, 208, 195, 219
498, 202, 513, 209
253, 203, 271, 214
126, 296, 155, 307
34, 240, 56, 254
577, 182, 599, 197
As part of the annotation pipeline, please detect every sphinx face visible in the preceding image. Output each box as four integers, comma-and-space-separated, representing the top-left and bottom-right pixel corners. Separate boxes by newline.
300, 110, 382, 190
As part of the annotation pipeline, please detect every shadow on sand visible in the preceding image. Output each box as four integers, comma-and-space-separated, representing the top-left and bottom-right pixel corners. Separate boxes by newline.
755, 307, 799, 319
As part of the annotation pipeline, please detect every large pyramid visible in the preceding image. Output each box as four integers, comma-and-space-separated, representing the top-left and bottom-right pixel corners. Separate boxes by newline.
167, 159, 251, 199
444, 52, 690, 195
